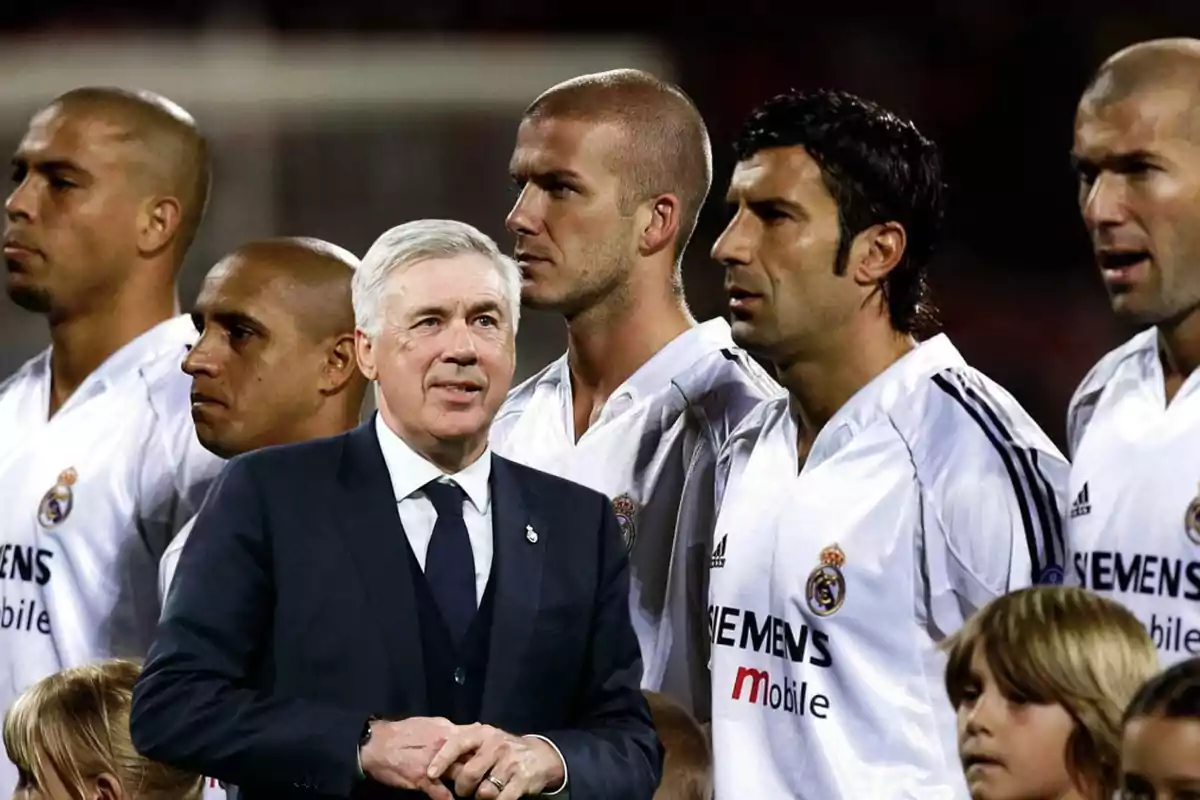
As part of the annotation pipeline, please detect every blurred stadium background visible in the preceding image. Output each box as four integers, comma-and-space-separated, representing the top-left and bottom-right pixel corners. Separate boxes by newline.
2, 1, 1199, 448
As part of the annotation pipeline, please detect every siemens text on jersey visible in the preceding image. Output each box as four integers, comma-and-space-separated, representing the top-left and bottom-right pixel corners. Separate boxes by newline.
1074, 550, 1200, 600
0, 543, 53, 585
0, 544, 55, 635
709, 604, 833, 717
1075, 550, 1200, 654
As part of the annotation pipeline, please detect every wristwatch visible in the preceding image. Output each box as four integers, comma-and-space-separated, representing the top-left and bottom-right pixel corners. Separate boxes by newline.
356, 717, 378, 780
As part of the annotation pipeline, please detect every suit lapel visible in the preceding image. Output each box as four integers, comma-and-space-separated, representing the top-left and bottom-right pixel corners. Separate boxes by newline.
480, 455, 543, 719
336, 419, 427, 714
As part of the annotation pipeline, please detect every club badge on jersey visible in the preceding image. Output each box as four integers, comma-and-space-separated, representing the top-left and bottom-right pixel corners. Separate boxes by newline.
805, 544, 847, 617
611, 494, 638, 552
1186, 483, 1200, 547
36, 468, 78, 528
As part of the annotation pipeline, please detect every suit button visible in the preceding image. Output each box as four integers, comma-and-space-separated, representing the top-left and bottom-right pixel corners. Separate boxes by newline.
454, 667, 466, 685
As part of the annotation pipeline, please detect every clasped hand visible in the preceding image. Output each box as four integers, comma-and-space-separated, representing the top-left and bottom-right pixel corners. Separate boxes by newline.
360, 717, 565, 799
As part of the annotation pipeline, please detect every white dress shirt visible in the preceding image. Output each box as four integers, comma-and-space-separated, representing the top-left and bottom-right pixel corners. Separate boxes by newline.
374, 413, 493, 604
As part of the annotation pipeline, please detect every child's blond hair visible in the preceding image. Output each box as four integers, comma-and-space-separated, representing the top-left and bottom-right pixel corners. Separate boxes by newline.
944, 586, 1158, 797
3, 659, 202, 800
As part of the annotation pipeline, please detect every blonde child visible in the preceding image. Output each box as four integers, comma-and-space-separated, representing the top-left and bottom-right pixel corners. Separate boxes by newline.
945, 587, 1158, 800
4, 660, 201, 800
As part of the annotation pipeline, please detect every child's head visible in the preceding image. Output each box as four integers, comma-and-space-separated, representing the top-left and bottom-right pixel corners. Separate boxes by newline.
1120, 657, 1200, 799
3, 660, 202, 800
944, 587, 1158, 800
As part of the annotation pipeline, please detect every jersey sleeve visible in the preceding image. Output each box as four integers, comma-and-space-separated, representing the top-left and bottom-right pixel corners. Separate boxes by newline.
1065, 329, 1154, 459
920, 432, 1069, 635
136, 368, 225, 555
659, 414, 724, 722
1066, 367, 1103, 460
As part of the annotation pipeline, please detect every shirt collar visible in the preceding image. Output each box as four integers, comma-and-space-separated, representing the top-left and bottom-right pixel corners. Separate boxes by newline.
800, 334, 966, 463
373, 412, 491, 514
33, 315, 196, 413
97, 316, 197, 385
617, 318, 734, 402
536, 317, 736, 405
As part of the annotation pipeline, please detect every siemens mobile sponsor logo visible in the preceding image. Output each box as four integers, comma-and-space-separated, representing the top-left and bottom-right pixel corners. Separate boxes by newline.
0, 470, 75, 637
0, 544, 54, 635
709, 604, 832, 718
1075, 550, 1200, 655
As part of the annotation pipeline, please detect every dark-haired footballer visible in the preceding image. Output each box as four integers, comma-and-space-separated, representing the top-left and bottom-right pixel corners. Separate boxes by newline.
704, 89, 1068, 799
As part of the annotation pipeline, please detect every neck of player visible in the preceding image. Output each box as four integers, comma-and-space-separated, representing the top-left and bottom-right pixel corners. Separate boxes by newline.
564, 280, 694, 437
47, 285, 180, 417
776, 321, 915, 457
279, 401, 364, 451
1157, 303, 1200, 402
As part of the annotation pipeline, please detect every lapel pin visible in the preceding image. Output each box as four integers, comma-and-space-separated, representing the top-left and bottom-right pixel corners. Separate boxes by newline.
525, 524, 539, 544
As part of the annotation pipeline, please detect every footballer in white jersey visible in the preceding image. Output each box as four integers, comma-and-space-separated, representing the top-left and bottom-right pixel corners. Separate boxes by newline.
1066, 38, 1200, 668
1066, 328, 1200, 664
491, 318, 779, 718
0, 316, 222, 795
156, 238, 366, 606
503, 70, 740, 717
707, 88, 1068, 799
708, 335, 1068, 799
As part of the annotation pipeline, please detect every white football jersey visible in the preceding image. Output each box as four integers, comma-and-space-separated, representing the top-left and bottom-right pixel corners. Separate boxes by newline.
1066, 327, 1200, 665
158, 514, 196, 604
708, 334, 1068, 799
491, 318, 780, 719
0, 316, 223, 797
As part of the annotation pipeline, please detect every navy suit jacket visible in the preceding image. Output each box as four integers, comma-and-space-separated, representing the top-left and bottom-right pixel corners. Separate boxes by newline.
130, 419, 662, 800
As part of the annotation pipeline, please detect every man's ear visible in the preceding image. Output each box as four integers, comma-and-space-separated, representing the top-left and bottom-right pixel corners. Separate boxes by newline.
321, 333, 361, 394
354, 330, 378, 381
137, 196, 183, 256
847, 221, 907, 286
637, 194, 681, 257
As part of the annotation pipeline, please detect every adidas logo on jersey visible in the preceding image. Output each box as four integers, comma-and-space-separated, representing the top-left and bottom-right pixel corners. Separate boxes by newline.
1069, 483, 1091, 518
711, 534, 728, 569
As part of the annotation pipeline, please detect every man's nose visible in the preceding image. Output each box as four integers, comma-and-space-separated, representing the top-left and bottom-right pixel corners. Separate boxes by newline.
442, 321, 480, 364
712, 213, 754, 268
1082, 172, 1129, 232
506, 184, 542, 238
182, 334, 221, 377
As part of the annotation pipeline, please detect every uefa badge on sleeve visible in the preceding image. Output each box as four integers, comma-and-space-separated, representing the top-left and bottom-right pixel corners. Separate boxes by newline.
806, 543, 847, 617
611, 494, 638, 552
37, 467, 78, 528
1039, 564, 1066, 585
1185, 482, 1200, 547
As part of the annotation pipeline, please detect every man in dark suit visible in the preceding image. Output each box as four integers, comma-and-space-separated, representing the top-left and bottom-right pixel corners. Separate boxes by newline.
130, 219, 662, 800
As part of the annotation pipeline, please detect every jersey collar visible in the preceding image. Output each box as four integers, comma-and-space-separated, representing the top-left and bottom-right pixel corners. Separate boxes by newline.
540, 317, 735, 417
799, 334, 966, 468
38, 315, 196, 417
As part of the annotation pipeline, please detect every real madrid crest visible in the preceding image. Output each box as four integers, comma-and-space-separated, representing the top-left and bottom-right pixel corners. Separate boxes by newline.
1186, 482, 1200, 547
806, 543, 847, 617
37, 467, 78, 529
611, 494, 638, 552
